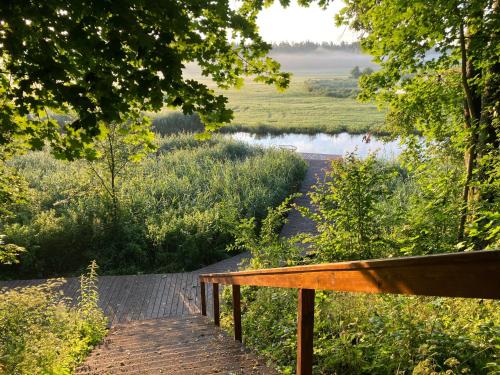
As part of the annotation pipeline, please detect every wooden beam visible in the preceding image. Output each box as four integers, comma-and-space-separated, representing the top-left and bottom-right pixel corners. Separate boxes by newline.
200, 250, 500, 299
213, 283, 220, 326
200, 281, 206, 316
232, 285, 242, 342
297, 289, 315, 375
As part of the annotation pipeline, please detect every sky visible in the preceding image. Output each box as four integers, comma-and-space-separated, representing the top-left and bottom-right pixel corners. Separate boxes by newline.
255, 1, 358, 43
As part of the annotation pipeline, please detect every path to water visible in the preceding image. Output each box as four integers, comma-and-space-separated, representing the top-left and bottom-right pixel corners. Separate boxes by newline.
0, 153, 332, 323
1, 152, 335, 374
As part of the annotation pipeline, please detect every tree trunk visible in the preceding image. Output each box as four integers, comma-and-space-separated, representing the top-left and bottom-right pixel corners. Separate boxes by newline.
457, 22, 482, 242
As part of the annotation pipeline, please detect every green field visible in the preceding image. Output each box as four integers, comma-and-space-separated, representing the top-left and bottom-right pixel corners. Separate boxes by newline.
218, 76, 385, 135
152, 74, 385, 135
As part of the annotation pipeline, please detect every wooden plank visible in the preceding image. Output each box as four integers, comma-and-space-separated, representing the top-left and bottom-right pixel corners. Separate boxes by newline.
152, 274, 170, 319
182, 272, 197, 315
144, 274, 162, 319
213, 283, 220, 326
121, 275, 141, 322
166, 272, 180, 317
126, 275, 151, 321
177, 272, 189, 316
232, 285, 242, 342
159, 273, 175, 318
192, 273, 201, 314
113, 275, 134, 324
200, 281, 207, 316
297, 289, 315, 375
96, 276, 114, 313
137, 274, 156, 320
201, 251, 500, 299
102, 275, 121, 320
174, 272, 186, 316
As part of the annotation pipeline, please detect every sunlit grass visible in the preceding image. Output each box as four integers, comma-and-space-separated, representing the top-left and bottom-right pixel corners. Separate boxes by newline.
149, 75, 382, 136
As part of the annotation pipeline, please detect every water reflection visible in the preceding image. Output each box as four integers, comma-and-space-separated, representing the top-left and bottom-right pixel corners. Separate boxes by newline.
228, 132, 403, 158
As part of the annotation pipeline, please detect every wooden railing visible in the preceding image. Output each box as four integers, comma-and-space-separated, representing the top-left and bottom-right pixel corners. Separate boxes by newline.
199, 250, 500, 375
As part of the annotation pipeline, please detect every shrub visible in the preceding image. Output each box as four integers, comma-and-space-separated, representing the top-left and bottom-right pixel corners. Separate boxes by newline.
0, 262, 107, 375
304, 79, 359, 98
298, 153, 398, 261
151, 112, 204, 135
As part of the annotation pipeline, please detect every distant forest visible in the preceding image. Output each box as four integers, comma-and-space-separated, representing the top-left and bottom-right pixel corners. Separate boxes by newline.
270, 41, 361, 54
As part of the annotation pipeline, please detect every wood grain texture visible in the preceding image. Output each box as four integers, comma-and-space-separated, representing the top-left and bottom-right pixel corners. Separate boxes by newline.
200, 250, 500, 299
200, 281, 207, 316
297, 289, 315, 375
232, 285, 242, 342
213, 283, 220, 326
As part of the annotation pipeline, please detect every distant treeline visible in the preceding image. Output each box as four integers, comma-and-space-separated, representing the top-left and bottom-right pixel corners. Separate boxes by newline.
270, 41, 361, 54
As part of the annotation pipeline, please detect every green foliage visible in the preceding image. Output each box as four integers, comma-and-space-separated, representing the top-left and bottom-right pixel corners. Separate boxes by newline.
467, 148, 500, 249
334, 0, 499, 246
388, 147, 464, 255
350, 66, 361, 79
0, 160, 28, 265
361, 67, 374, 76
299, 154, 397, 261
221, 152, 499, 374
228, 195, 302, 269
0, 235, 24, 265
0, 1, 290, 160
304, 78, 359, 98
151, 112, 205, 136
0, 262, 107, 375
1, 135, 306, 277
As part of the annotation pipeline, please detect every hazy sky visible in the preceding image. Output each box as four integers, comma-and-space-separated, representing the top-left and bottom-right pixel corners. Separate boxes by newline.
255, 1, 358, 43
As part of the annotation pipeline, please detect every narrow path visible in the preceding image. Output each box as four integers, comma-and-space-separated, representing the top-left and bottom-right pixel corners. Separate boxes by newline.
0, 152, 337, 374
280, 153, 337, 240
0, 153, 336, 325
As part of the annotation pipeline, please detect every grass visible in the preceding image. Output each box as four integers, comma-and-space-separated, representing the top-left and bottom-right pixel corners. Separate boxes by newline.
3, 134, 307, 277
151, 74, 386, 136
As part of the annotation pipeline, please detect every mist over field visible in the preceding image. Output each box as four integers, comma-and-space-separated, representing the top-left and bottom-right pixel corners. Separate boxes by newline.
184, 48, 377, 77
269, 50, 377, 75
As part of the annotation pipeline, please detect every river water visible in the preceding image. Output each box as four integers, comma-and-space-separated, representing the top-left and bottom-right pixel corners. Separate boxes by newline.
228, 132, 403, 158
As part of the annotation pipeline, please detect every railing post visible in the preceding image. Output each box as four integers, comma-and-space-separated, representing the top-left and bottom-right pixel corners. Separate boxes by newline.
200, 281, 207, 316
213, 283, 220, 326
297, 288, 315, 375
232, 285, 242, 342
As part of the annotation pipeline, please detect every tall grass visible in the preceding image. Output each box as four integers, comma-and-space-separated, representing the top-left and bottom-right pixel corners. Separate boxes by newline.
151, 112, 204, 135
2, 134, 306, 277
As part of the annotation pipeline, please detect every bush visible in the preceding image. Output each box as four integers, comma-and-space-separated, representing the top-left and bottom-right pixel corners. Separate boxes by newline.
151, 112, 204, 135
304, 79, 359, 98
232, 286, 499, 374
0, 262, 107, 375
298, 153, 398, 261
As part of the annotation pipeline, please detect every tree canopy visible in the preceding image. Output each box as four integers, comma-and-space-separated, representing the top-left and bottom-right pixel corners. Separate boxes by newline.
333, 0, 499, 246
0, 0, 290, 159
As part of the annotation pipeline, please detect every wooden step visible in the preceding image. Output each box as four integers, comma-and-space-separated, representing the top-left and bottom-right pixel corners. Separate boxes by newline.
76, 316, 279, 375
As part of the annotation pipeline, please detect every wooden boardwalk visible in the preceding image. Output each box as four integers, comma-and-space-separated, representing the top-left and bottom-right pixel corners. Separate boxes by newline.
280, 153, 336, 240
0, 152, 336, 374
0, 153, 334, 325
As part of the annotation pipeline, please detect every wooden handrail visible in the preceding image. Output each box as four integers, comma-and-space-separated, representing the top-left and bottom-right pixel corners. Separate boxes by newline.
199, 250, 500, 375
